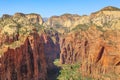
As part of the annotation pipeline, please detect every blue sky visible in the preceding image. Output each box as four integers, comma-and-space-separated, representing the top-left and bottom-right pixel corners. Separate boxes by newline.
0, 0, 120, 17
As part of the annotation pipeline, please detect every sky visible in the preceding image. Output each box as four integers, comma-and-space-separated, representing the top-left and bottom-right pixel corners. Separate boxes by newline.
0, 0, 120, 17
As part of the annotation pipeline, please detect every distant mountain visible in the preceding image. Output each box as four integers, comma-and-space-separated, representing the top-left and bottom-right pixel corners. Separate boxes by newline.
46, 6, 120, 31
43, 17, 48, 22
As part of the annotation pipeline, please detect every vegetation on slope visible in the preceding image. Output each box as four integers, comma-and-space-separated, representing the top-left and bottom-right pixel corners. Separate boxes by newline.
54, 59, 93, 80
72, 24, 89, 31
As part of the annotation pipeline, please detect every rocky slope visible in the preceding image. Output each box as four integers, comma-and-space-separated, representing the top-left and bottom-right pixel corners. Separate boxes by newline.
60, 25, 120, 79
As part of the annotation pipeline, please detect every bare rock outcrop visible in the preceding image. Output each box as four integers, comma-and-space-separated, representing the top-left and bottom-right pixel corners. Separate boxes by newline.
26, 13, 43, 25
46, 14, 90, 29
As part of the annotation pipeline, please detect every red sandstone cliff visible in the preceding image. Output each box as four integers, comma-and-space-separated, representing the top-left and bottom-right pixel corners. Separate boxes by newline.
60, 26, 120, 80
0, 12, 61, 80
0, 6, 120, 80
0, 33, 47, 80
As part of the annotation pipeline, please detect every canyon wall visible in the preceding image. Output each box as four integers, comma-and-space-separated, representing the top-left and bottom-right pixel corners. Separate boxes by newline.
60, 26, 120, 80
0, 33, 47, 80
0, 6, 120, 80
43, 33, 60, 71
0, 13, 60, 80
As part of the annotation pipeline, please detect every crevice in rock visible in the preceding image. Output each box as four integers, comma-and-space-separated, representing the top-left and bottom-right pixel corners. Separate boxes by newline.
116, 61, 120, 66
11, 69, 17, 80
96, 46, 105, 63
28, 40, 34, 77
37, 59, 41, 72
85, 40, 88, 47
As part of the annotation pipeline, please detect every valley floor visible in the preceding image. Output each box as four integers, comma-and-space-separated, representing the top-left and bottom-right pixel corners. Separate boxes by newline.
48, 59, 93, 80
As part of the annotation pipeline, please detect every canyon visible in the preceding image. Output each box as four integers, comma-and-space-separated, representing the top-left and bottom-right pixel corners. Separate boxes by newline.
0, 6, 120, 80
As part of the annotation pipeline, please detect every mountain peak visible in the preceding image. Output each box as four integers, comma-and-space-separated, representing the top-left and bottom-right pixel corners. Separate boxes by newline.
100, 6, 120, 11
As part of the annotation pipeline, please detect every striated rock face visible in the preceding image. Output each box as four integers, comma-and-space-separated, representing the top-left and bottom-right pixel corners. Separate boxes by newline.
0, 12, 60, 80
90, 10, 120, 27
46, 6, 120, 30
60, 26, 120, 80
0, 33, 47, 80
46, 14, 90, 29
0, 31, 60, 80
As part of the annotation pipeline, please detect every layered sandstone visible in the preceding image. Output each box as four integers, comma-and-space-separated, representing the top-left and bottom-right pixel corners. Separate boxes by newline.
46, 6, 120, 30
46, 14, 90, 29
0, 6, 120, 80
0, 13, 59, 80
0, 33, 47, 80
60, 26, 120, 80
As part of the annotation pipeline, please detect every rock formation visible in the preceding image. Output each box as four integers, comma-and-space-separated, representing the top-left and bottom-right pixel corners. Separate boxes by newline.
60, 25, 120, 80
0, 13, 59, 80
46, 14, 90, 29
0, 33, 47, 80
0, 6, 120, 80
43, 33, 60, 70
46, 6, 120, 30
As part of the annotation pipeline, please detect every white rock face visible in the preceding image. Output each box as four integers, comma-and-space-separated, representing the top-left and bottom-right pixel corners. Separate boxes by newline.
46, 6, 120, 29
47, 14, 80, 28
26, 14, 43, 25
91, 11, 120, 26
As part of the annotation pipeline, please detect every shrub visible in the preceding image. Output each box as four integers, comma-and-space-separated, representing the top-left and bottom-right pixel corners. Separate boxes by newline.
96, 26, 105, 32
72, 24, 89, 31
